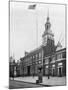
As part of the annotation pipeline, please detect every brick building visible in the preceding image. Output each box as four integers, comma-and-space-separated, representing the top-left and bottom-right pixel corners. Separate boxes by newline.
20, 15, 66, 77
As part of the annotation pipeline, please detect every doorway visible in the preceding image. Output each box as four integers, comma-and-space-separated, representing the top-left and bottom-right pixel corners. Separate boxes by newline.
52, 68, 55, 76
58, 67, 62, 77
27, 66, 30, 76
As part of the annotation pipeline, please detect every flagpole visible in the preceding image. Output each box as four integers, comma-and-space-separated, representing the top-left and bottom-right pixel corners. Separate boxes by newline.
35, 10, 38, 48
28, 4, 38, 76
28, 4, 44, 82
28, 4, 38, 48
34, 7, 38, 75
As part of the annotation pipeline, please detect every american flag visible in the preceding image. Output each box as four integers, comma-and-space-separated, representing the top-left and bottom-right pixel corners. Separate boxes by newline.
28, 4, 36, 10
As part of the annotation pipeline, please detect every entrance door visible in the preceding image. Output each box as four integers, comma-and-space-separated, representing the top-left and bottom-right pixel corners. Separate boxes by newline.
59, 67, 62, 77
52, 69, 55, 76
27, 66, 30, 76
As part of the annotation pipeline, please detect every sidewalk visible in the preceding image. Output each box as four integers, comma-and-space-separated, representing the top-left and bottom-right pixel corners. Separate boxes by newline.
14, 76, 66, 86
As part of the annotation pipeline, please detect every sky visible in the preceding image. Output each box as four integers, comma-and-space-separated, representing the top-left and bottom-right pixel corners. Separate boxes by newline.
10, 2, 66, 61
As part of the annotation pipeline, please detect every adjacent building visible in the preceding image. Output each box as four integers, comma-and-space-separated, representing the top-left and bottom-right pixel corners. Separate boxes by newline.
9, 57, 17, 77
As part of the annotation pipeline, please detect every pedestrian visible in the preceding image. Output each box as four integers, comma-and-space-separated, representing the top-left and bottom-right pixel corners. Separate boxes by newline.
33, 73, 34, 78
38, 68, 42, 83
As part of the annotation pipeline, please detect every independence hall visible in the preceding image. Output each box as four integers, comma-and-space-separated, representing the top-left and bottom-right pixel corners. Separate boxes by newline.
20, 15, 66, 77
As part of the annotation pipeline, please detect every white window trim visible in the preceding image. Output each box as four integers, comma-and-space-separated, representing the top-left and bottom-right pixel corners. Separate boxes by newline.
56, 58, 66, 61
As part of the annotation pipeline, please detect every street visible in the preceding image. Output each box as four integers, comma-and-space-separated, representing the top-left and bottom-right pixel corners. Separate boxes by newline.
9, 76, 66, 89
9, 80, 49, 89
14, 76, 66, 86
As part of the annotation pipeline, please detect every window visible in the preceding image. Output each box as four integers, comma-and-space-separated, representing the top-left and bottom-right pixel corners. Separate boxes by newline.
58, 63, 62, 66
36, 53, 39, 59
46, 65, 48, 68
38, 60, 42, 64
36, 61, 37, 64
57, 53, 62, 59
52, 65, 55, 67
62, 52, 66, 58
52, 56, 55, 61
30, 56, 32, 60
39, 52, 42, 59
33, 55, 34, 59
36, 54, 38, 59
45, 58, 49, 64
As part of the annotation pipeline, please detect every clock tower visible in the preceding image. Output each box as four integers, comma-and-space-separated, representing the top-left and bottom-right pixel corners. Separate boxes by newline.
42, 15, 54, 46
42, 14, 56, 55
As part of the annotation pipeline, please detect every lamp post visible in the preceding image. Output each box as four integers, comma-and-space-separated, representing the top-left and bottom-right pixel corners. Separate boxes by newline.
48, 56, 51, 79
13, 59, 15, 80
32, 56, 35, 77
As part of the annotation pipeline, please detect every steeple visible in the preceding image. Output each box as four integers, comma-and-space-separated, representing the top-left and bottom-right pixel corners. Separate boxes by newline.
47, 9, 49, 21
45, 11, 51, 31
42, 11, 54, 46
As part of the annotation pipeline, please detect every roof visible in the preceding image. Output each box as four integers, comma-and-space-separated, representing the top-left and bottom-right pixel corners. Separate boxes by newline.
20, 45, 44, 60
20, 45, 66, 60
28, 45, 43, 54
56, 47, 66, 53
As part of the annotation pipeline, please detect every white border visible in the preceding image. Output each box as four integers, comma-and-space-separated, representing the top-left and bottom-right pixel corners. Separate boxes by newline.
0, 0, 68, 90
